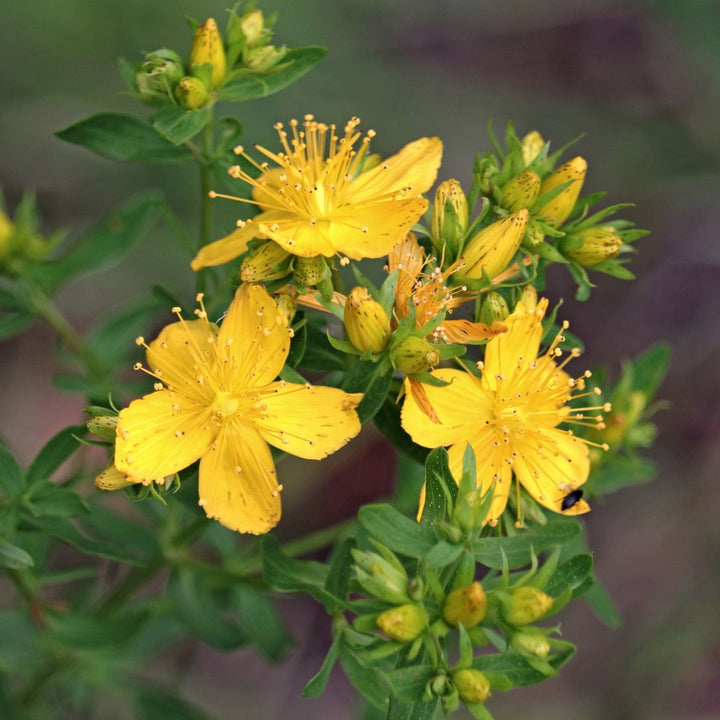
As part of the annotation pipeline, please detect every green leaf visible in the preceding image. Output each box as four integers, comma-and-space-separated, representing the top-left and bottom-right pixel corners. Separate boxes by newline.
82, 504, 160, 559
234, 586, 292, 660
631, 343, 671, 399
589, 455, 656, 494
26, 483, 89, 518
324, 537, 355, 611
386, 697, 438, 720
472, 647, 575, 687
583, 575, 621, 628
303, 635, 341, 698
0, 539, 34, 569
425, 541, 463, 568
590, 259, 635, 280
544, 554, 593, 598
56, 113, 192, 162
0, 611, 42, 671
260, 535, 335, 605
338, 644, 389, 710
358, 504, 435, 559
134, 686, 212, 720
25, 425, 85, 487
384, 664, 435, 702
0, 444, 24, 499
152, 105, 211, 146
344, 359, 394, 424
46, 606, 149, 648
0, 312, 31, 340
217, 46, 327, 101
25, 192, 163, 291
168, 568, 249, 650
421, 448, 457, 525
471, 519, 581, 569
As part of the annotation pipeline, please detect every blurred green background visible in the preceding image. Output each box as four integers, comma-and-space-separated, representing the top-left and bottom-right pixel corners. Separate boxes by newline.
2, 0, 719, 718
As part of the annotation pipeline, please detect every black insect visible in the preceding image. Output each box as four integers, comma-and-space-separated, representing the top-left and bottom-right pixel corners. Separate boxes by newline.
561, 489, 584, 511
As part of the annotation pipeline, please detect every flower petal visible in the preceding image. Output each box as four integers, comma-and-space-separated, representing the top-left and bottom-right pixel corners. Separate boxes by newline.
146, 319, 218, 404
258, 215, 336, 257
191, 221, 259, 270
198, 420, 281, 534
512, 427, 590, 515
115, 391, 216, 480
401, 370, 492, 448
217, 284, 291, 388
350, 137, 443, 201
482, 298, 548, 389
256, 382, 362, 459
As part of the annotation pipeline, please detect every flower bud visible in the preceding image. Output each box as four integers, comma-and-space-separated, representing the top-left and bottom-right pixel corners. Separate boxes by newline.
432, 179, 468, 249
189, 18, 227, 88
354, 550, 410, 605
504, 586, 553, 626
245, 45, 286, 72
537, 156, 587, 227
240, 9, 265, 45
519, 284, 538, 310
87, 415, 118, 443
521, 131, 545, 167
274, 291, 297, 326
562, 226, 622, 266
522, 218, 545, 249
344, 287, 391, 354
499, 171, 540, 212
376, 603, 428, 642
94, 464, 135, 492
443, 582, 487, 628
458, 210, 529, 281
135, 48, 184, 103
511, 629, 551, 658
391, 336, 440, 375
479, 292, 509, 325
453, 669, 491, 704
0, 209, 13, 263
292, 255, 327, 286
174, 76, 209, 110
240, 241, 292, 282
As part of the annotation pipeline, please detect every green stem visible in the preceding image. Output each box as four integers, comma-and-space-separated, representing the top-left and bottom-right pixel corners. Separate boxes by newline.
18, 657, 67, 712
196, 107, 215, 296
96, 561, 164, 618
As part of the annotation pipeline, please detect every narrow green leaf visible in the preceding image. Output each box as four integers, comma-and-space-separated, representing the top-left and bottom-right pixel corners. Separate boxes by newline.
324, 537, 355, 611
134, 686, 212, 720
386, 696, 438, 720
545, 554, 593, 598
344, 359, 394, 423
26, 483, 89, 518
25, 425, 85, 486
589, 455, 656, 494
358, 504, 435, 559
425, 541, 463, 568
338, 645, 389, 710
584, 575, 621, 628
421, 448, 457, 526
0, 313, 30, 340
25, 192, 163, 291
0, 444, 24, 499
631, 343, 671, 399
303, 635, 341, 698
234, 586, 292, 660
471, 519, 581, 569
472, 646, 575, 687
57, 112, 191, 162
152, 105, 211, 145
46, 606, 149, 648
217, 46, 327, 101
0, 539, 34, 569
384, 664, 436, 702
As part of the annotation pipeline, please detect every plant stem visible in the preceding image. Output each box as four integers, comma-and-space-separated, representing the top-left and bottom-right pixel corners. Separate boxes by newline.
196, 107, 215, 296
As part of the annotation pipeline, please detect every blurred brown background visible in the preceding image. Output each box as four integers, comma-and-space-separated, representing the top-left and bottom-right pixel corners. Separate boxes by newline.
1, 0, 719, 718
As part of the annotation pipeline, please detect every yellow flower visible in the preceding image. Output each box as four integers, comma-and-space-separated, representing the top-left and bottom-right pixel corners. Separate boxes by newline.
191, 116, 442, 269
114, 284, 362, 534
401, 298, 609, 525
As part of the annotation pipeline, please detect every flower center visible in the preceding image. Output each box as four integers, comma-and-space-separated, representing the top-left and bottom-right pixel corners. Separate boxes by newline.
212, 391, 240, 418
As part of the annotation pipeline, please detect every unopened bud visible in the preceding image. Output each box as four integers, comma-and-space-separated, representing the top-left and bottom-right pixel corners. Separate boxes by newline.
94, 464, 135, 492
537, 156, 587, 227
443, 582, 487, 628
174, 76, 209, 109
453, 669, 491, 705
479, 292, 509, 325
522, 218, 545, 249
189, 18, 227, 88
87, 415, 118, 443
240, 9, 265, 45
354, 549, 410, 605
240, 241, 292, 282
504, 586, 553, 626
499, 171, 541, 212
0, 209, 13, 263
274, 291, 297, 326
511, 629, 551, 658
458, 210, 529, 280
563, 226, 622, 266
521, 131, 545, 167
292, 255, 327, 286
432, 179, 468, 251
391, 336, 440, 375
519, 284, 538, 310
245, 45, 286, 72
376, 603, 428, 642
135, 49, 184, 103
344, 287, 391, 354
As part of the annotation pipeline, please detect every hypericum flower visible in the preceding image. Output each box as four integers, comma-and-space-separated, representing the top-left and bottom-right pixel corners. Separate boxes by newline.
114, 284, 362, 534
401, 298, 610, 525
191, 116, 442, 269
